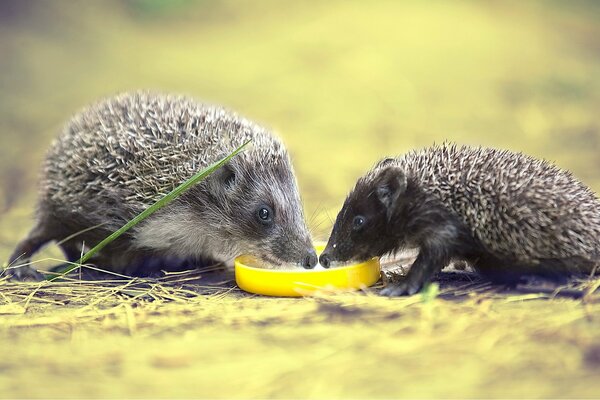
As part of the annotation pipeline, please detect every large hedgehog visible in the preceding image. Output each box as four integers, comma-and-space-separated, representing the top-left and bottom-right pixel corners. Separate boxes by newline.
319, 143, 600, 295
8, 92, 317, 280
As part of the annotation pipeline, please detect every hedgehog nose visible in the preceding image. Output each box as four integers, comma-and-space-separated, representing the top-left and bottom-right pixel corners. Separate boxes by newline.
303, 249, 318, 269
319, 253, 331, 269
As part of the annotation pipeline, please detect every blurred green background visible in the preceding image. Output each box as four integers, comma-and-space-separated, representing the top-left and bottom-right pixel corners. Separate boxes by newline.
1, 0, 600, 239
1, 1, 600, 398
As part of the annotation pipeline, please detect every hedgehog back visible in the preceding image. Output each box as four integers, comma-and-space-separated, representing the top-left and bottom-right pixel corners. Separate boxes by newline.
40, 92, 282, 228
392, 143, 600, 263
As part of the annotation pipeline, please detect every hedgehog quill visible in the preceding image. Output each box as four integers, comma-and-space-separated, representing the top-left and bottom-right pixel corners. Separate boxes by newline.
319, 143, 600, 296
7, 92, 317, 280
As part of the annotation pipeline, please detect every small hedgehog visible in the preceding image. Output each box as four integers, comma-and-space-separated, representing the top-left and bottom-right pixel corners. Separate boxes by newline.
319, 143, 600, 296
8, 91, 317, 280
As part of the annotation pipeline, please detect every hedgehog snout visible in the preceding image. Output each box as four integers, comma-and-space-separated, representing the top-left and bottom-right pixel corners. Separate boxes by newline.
303, 249, 318, 269
319, 252, 331, 268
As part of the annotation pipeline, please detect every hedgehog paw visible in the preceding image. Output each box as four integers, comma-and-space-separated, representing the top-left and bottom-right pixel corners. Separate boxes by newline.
380, 279, 422, 296
2, 265, 45, 282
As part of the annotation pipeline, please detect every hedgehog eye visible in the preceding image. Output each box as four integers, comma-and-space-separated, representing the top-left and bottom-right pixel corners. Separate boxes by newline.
352, 215, 366, 231
256, 205, 274, 225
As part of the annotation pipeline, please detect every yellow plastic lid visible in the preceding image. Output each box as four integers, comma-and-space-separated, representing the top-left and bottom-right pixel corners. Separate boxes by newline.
234, 244, 381, 297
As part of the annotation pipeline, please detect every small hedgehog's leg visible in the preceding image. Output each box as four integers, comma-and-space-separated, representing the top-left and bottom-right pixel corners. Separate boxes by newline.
381, 244, 451, 296
535, 257, 596, 283
471, 255, 521, 285
4, 223, 53, 281
381, 221, 461, 296
473, 255, 539, 286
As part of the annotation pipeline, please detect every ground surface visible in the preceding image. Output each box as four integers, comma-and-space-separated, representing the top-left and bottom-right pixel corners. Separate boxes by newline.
1, 1, 600, 398
1, 268, 599, 399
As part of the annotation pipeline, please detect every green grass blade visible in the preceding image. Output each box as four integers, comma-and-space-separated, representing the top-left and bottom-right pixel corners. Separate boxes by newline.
47, 140, 251, 281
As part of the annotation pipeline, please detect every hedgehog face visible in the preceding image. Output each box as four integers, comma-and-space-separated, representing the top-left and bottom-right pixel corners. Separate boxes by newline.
320, 166, 407, 267
199, 152, 317, 268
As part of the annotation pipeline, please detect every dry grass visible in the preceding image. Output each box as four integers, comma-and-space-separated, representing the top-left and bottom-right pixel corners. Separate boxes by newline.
1, 264, 599, 398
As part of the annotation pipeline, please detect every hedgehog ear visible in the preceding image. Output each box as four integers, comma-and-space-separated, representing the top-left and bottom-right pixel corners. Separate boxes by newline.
213, 164, 236, 191
375, 166, 407, 220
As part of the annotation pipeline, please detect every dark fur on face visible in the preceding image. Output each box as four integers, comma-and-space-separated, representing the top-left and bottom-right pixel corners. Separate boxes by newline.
321, 166, 409, 263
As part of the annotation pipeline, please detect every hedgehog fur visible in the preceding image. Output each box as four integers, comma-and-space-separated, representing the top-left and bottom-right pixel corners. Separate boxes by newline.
319, 143, 600, 295
8, 91, 316, 280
